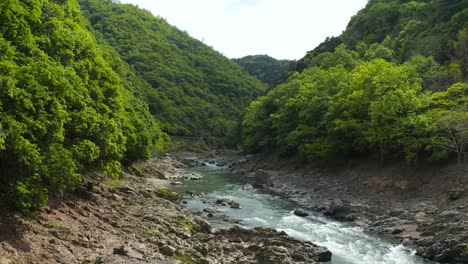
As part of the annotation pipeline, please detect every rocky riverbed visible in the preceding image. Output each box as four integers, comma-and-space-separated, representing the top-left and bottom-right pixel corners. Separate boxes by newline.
222, 154, 468, 264
0, 154, 331, 264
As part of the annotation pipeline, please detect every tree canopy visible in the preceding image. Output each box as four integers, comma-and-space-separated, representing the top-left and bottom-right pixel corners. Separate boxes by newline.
242, 0, 468, 166
233, 55, 291, 87
79, 0, 265, 138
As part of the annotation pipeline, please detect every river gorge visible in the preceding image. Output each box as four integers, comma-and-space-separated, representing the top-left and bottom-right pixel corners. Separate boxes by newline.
174, 162, 435, 264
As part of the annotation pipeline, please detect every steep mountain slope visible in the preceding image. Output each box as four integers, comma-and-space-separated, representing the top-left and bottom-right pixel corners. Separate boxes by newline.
0, 0, 168, 210
242, 0, 468, 165
79, 0, 265, 137
233, 55, 291, 86
294, 0, 468, 85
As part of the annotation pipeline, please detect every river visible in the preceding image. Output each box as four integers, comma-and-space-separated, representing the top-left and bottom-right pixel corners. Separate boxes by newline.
173, 163, 435, 264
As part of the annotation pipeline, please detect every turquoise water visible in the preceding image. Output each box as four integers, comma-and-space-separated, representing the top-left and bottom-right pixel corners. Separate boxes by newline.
173, 164, 435, 264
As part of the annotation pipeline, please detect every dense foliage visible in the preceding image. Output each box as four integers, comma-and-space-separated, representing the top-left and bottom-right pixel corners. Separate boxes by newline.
79, 0, 265, 137
233, 55, 291, 86
0, 0, 168, 211
242, 0, 468, 166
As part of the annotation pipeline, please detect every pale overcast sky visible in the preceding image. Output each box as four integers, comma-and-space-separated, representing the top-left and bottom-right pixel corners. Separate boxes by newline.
119, 0, 368, 60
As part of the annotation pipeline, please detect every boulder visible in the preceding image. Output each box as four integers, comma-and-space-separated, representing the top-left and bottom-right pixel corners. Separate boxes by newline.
230, 202, 240, 209
203, 208, 218, 214
215, 198, 233, 206
242, 184, 253, 190
211, 226, 332, 263
183, 172, 203, 180
160, 245, 176, 257
322, 200, 358, 221
294, 209, 309, 217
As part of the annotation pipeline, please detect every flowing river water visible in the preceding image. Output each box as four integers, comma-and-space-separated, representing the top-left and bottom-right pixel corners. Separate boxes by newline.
173, 163, 435, 264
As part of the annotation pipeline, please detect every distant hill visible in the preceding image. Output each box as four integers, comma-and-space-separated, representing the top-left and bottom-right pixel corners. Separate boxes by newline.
80, 0, 265, 137
233, 55, 291, 86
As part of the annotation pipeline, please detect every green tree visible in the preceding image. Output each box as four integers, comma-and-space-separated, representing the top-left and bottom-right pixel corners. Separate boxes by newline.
434, 111, 468, 165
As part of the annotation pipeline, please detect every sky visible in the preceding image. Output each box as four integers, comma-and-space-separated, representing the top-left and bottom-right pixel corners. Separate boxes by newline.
119, 0, 368, 60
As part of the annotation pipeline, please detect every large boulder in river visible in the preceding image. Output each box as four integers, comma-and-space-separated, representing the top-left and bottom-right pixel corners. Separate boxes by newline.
294, 209, 309, 217
230, 202, 240, 209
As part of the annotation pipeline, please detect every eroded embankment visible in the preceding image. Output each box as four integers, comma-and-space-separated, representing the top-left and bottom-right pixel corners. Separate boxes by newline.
226, 154, 467, 263
0, 154, 330, 264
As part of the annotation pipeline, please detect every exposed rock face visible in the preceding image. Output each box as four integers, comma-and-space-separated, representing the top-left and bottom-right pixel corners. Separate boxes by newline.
211, 226, 332, 264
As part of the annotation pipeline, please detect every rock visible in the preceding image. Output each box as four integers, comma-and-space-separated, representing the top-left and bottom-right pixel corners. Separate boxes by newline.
439, 210, 461, 217
160, 245, 176, 257
203, 208, 218, 214
230, 202, 240, 209
216, 160, 228, 167
116, 186, 136, 194
256, 246, 292, 264
44, 206, 53, 214
242, 184, 253, 190
170, 181, 183, 186
402, 238, 413, 246
215, 198, 233, 206
113, 245, 129, 256
322, 200, 357, 221
186, 190, 204, 198
193, 216, 212, 233
66, 202, 77, 209
1, 242, 18, 256
156, 189, 181, 202
111, 193, 122, 201
314, 246, 333, 262
448, 186, 465, 200
212, 226, 331, 263
152, 169, 166, 179
294, 209, 309, 217
183, 172, 203, 180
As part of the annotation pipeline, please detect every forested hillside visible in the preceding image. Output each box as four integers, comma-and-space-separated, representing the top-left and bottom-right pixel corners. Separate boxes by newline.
79, 0, 265, 137
242, 0, 468, 166
0, 0, 264, 211
0, 0, 170, 211
233, 55, 290, 86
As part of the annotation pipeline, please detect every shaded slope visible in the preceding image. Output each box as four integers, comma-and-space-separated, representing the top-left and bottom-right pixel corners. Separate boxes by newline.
233, 55, 291, 86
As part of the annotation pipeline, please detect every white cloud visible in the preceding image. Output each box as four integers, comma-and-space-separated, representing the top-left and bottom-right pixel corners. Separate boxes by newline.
119, 0, 367, 60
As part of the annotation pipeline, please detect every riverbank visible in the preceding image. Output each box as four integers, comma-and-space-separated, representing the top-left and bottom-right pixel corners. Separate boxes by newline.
0, 154, 331, 264
226, 154, 467, 263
